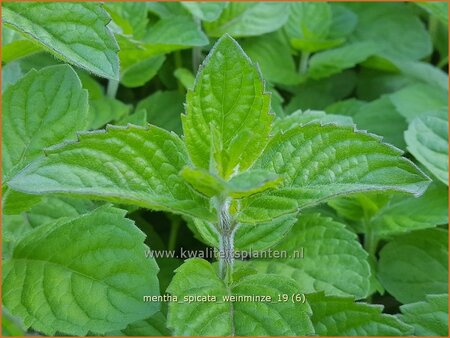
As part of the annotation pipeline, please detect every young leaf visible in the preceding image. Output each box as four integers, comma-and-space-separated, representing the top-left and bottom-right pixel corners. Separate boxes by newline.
2, 205, 160, 335
2, 61, 22, 92
405, 111, 448, 185
399, 294, 448, 336
204, 3, 289, 38
182, 34, 273, 179
227, 169, 282, 199
2, 64, 88, 181
8, 125, 215, 222
378, 228, 448, 304
308, 293, 413, 336
246, 213, 371, 299
2, 2, 120, 80
180, 166, 226, 198
120, 54, 165, 88
167, 259, 314, 336
87, 96, 131, 130
238, 124, 430, 224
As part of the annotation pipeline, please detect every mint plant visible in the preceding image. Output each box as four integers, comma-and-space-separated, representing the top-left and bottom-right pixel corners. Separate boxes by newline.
2, 1, 448, 337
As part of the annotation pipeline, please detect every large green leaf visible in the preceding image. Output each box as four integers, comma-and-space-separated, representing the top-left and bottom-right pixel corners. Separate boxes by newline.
389, 83, 448, 122
2, 205, 160, 335
348, 3, 432, 62
238, 124, 430, 224
8, 124, 214, 222
2, 2, 119, 80
399, 294, 448, 336
308, 293, 413, 336
204, 3, 289, 38
2, 65, 88, 181
167, 259, 314, 336
246, 214, 371, 299
182, 35, 273, 179
378, 228, 448, 304
405, 111, 448, 185
108, 312, 171, 336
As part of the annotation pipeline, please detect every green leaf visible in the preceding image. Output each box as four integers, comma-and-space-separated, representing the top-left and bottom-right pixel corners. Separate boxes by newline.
136, 90, 184, 134
391, 60, 448, 91
399, 294, 448, 336
121, 54, 165, 88
173, 68, 195, 90
105, 2, 148, 39
370, 181, 448, 237
378, 228, 448, 304
353, 96, 408, 149
389, 83, 448, 122
308, 292, 413, 336
26, 196, 100, 228
417, 2, 448, 26
108, 312, 171, 336
238, 123, 430, 224
273, 110, 353, 134
8, 124, 215, 222
182, 35, 273, 179
180, 166, 226, 198
87, 97, 131, 130
2, 64, 88, 181
329, 4, 358, 39
117, 109, 148, 127
242, 32, 300, 86
246, 214, 371, 298
325, 98, 367, 117
2, 39, 42, 63
2, 205, 160, 335
167, 259, 314, 336
181, 2, 228, 22
348, 3, 432, 62
1, 62, 22, 92
308, 42, 378, 79
285, 2, 344, 53
2, 2, 120, 80
227, 169, 282, 199
405, 111, 448, 185
204, 3, 289, 38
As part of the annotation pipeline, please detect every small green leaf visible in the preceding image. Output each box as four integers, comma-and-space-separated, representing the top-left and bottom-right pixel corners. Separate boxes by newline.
353, 96, 408, 149
173, 68, 195, 90
405, 111, 448, 185
8, 124, 215, 222
117, 109, 148, 127
180, 166, 226, 198
227, 169, 282, 199
308, 292, 413, 335
181, 2, 228, 22
378, 228, 448, 304
308, 42, 378, 79
2, 2, 120, 80
238, 124, 430, 224
399, 294, 448, 336
182, 34, 273, 179
242, 32, 300, 86
1, 61, 22, 92
87, 97, 131, 130
121, 54, 165, 88
167, 259, 314, 336
136, 90, 184, 134
246, 214, 371, 298
204, 3, 289, 38
2, 205, 160, 335
417, 2, 448, 26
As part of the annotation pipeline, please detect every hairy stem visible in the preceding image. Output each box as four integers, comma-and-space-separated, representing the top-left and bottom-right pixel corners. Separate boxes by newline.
217, 198, 235, 285
107, 79, 119, 98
